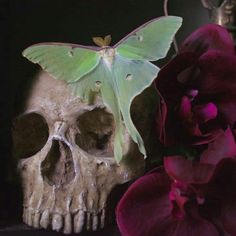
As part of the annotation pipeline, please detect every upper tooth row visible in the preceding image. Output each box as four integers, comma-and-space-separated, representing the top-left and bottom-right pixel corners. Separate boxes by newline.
23, 208, 106, 234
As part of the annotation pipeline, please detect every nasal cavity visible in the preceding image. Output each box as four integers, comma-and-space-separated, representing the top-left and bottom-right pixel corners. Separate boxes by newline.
41, 140, 75, 186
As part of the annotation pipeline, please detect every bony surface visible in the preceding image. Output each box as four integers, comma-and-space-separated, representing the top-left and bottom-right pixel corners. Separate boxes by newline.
12, 71, 147, 234
15, 15, 182, 234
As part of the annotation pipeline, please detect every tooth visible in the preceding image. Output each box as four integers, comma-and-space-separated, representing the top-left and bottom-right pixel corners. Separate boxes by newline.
100, 209, 106, 229
74, 210, 85, 233
92, 215, 98, 231
88, 199, 94, 209
23, 208, 28, 223
33, 212, 40, 228
99, 191, 107, 209
40, 209, 50, 229
86, 213, 91, 231
63, 213, 72, 234
52, 214, 63, 232
27, 209, 33, 226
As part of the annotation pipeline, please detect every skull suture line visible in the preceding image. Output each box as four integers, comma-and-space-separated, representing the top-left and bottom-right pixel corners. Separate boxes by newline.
13, 71, 146, 234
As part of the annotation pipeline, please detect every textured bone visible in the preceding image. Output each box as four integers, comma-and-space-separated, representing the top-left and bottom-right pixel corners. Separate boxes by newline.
52, 214, 63, 232
13, 70, 158, 234
40, 209, 50, 229
92, 214, 99, 231
64, 214, 72, 234
74, 210, 85, 233
33, 212, 40, 228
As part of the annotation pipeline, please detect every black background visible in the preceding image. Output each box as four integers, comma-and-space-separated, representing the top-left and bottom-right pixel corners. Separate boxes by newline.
1, 0, 209, 235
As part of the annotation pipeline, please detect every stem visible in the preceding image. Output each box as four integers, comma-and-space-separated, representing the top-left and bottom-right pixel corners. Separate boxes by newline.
163, 0, 169, 16
163, 0, 179, 53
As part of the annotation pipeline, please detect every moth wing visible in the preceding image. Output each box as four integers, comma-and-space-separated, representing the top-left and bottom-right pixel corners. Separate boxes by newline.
116, 16, 182, 61
23, 43, 101, 82
112, 55, 159, 157
70, 61, 125, 163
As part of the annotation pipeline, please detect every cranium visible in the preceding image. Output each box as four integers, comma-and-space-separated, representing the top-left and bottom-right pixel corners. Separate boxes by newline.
12, 70, 157, 234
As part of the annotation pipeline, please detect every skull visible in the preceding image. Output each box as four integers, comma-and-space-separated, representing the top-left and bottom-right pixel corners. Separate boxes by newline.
12, 71, 154, 234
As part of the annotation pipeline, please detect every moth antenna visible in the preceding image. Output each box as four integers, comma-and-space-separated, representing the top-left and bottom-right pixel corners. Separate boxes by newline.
104, 35, 112, 46
92, 35, 112, 47
92, 37, 106, 47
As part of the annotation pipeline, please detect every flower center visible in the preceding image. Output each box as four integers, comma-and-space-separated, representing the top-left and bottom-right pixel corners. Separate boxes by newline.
187, 89, 199, 101
178, 88, 218, 139
99, 47, 116, 70
169, 181, 205, 219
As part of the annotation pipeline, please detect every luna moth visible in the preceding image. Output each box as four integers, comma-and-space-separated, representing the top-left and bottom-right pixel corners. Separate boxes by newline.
22, 16, 182, 163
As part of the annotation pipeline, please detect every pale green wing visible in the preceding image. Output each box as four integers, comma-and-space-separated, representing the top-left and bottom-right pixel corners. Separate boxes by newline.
71, 61, 125, 163
22, 16, 182, 163
112, 55, 159, 157
22, 43, 100, 82
116, 16, 182, 61
100, 78, 124, 163
70, 56, 159, 161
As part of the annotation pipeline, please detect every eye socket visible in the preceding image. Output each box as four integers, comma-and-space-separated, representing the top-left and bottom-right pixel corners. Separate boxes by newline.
12, 112, 49, 159
76, 108, 114, 157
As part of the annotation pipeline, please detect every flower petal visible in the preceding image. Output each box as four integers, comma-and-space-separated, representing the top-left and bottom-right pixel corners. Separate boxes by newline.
164, 156, 215, 184
219, 158, 236, 235
193, 103, 218, 124
155, 53, 198, 145
169, 181, 189, 219
217, 102, 236, 127
116, 167, 219, 236
116, 168, 173, 236
206, 158, 236, 235
160, 217, 220, 236
179, 96, 192, 120
198, 50, 236, 126
178, 96, 202, 137
221, 203, 236, 236
191, 128, 223, 145
201, 128, 236, 165
180, 24, 235, 55
156, 52, 198, 108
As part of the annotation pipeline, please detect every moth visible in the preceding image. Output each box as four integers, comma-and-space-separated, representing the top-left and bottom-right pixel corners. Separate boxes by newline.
23, 16, 182, 163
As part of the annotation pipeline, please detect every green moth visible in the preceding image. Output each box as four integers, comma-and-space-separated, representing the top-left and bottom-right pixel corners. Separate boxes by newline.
22, 16, 182, 163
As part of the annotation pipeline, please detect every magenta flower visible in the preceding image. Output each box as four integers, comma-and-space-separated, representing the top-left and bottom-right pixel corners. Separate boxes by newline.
116, 129, 236, 236
155, 24, 236, 146
117, 24, 236, 236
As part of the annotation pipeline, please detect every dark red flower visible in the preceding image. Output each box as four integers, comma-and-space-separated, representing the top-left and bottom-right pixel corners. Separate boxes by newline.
117, 166, 219, 236
155, 24, 236, 147
116, 130, 236, 236
116, 24, 236, 236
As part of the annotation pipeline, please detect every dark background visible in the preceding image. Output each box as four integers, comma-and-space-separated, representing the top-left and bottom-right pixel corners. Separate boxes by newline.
1, 0, 209, 235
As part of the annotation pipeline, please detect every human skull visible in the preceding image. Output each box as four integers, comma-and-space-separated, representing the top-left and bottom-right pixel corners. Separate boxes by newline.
12, 71, 157, 234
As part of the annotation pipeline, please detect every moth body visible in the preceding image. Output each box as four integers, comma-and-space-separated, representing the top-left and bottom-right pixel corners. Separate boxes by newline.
98, 47, 116, 71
